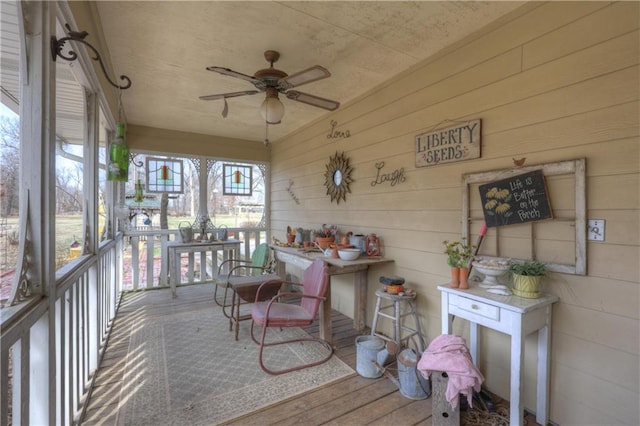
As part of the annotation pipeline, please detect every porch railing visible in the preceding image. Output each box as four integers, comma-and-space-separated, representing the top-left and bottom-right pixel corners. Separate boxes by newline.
0, 236, 121, 425
122, 226, 268, 291
0, 226, 267, 425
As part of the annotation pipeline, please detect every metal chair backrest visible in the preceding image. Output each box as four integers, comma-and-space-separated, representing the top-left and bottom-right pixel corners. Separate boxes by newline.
249, 243, 270, 275
300, 259, 329, 318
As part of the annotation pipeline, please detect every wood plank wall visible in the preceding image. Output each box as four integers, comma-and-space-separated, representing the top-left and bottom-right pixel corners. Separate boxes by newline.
269, 2, 639, 424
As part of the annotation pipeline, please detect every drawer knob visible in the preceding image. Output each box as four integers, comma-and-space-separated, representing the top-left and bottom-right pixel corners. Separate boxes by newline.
471, 304, 479, 310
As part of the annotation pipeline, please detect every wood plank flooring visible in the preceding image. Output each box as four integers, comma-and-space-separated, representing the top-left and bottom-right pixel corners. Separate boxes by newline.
226, 313, 433, 426
82, 284, 538, 426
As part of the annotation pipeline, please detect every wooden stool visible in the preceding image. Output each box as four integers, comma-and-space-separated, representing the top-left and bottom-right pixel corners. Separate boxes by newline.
371, 289, 425, 352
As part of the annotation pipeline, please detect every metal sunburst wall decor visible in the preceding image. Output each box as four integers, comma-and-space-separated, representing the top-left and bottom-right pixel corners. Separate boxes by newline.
324, 151, 354, 204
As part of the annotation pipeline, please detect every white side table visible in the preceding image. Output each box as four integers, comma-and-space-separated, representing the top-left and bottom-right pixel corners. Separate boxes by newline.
438, 284, 558, 426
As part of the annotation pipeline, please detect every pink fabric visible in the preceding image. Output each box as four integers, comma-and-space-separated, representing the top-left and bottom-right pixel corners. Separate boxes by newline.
417, 334, 484, 410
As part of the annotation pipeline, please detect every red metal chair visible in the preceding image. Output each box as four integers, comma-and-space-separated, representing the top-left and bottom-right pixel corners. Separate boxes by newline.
250, 258, 334, 375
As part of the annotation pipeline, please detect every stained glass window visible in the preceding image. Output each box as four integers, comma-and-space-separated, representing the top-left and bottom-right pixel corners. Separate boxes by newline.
223, 164, 252, 196
145, 157, 183, 193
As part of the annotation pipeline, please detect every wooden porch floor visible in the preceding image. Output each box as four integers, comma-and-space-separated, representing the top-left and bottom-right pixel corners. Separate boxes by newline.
82, 284, 537, 425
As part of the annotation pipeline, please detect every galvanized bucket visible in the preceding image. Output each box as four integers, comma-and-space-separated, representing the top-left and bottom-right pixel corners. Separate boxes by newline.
178, 221, 193, 243
355, 335, 385, 378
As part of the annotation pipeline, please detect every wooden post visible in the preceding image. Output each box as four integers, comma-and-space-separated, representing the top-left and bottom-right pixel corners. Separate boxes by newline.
431, 371, 460, 426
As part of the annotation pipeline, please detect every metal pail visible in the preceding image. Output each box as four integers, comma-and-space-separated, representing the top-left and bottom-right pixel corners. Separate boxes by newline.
178, 221, 193, 243
355, 336, 385, 378
397, 348, 430, 399
350, 234, 366, 253
218, 224, 228, 241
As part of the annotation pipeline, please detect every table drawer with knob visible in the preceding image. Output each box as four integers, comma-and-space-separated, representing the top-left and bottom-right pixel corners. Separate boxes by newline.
447, 294, 507, 332
456, 296, 500, 321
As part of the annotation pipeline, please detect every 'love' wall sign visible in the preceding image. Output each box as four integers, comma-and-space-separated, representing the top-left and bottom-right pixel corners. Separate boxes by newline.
415, 119, 481, 167
479, 169, 553, 228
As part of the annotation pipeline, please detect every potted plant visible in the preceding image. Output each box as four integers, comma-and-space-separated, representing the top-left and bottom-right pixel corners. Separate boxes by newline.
316, 224, 338, 248
443, 239, 475, 289
508, 260, 546, 298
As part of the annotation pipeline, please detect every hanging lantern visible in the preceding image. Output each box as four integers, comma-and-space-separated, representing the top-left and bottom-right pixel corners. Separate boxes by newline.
161, 165, 170, 180
107, 123, 129, 181
234, 170, 242, 184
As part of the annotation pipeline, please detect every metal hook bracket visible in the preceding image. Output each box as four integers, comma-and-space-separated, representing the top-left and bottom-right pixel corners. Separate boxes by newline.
51, 23, 132, 90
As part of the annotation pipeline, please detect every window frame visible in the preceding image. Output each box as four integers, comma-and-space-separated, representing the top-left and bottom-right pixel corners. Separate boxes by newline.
461, 158, 587, 275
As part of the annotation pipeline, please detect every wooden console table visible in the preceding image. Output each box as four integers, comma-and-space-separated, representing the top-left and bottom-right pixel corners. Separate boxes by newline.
438, 284, 558, 426
270, 245, 393, 343
168, 240, 240, 297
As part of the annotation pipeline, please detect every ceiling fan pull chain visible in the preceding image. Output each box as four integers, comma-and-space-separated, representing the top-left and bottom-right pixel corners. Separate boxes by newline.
264, 121, 270, 146
222, 98, 229, 118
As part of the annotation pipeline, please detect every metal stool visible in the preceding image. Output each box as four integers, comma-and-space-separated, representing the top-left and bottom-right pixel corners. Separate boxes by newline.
371, 288, 425, 353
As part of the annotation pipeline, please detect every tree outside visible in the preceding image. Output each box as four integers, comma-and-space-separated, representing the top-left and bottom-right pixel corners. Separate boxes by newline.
1, 115, 20, 305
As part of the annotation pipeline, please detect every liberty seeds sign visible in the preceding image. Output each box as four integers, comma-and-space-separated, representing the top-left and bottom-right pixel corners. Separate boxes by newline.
415, 119, 481, 167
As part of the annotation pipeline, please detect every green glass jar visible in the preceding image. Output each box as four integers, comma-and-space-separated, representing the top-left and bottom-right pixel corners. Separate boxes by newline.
135, 179, 144, 203
107, 123, 129, 181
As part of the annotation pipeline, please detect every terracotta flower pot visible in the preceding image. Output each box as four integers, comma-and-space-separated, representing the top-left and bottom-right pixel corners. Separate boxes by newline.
459, 267, 470, 290
316, 236, 335, 249
450, 267, 460, 288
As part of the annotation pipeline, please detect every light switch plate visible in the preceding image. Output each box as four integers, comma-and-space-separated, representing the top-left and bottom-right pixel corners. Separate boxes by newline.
588, 219, 605, 241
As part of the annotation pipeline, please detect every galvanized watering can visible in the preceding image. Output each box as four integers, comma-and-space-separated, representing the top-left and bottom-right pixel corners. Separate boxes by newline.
387, 348, 430, 400
178, 221, 193, 243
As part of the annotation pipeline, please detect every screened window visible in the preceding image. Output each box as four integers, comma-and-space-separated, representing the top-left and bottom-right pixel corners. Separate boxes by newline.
98, 109, 108, 241
0, 0, 21, 307
55, 60, 86, 268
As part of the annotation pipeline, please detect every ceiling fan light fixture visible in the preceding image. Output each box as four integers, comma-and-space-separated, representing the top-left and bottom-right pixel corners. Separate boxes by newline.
260, 91, 284, 124
203, 50, 339, 123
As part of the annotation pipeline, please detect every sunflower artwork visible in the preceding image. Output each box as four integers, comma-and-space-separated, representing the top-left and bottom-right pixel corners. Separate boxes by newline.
482, 186, 513, 226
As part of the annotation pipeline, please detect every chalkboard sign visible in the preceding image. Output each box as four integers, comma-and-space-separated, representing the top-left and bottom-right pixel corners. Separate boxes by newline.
479, 169, 552, 228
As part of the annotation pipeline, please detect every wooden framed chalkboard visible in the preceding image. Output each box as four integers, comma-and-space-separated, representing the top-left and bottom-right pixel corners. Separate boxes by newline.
479, 169, 552, 228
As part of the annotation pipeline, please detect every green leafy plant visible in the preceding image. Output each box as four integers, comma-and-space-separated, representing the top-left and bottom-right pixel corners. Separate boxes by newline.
443, 239, 475, 268
508, 260, 547, 276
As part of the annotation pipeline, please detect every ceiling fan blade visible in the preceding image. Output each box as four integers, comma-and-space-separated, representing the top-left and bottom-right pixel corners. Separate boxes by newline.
206, 66, 267, 90
285, 90, 340, 111
199, 90, 259, 101
278, 65, 330, 90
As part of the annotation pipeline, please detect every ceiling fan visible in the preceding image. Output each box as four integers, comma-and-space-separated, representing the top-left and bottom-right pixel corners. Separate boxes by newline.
200, 50, 340, 124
